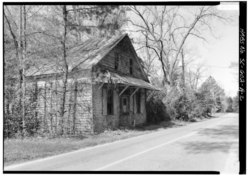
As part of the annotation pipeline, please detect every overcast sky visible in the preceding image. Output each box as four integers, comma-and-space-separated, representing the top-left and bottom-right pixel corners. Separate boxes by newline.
197, 2, 239, 97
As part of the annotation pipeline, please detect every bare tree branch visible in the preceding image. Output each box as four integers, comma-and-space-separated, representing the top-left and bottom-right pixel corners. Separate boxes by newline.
189, 32, 208, 43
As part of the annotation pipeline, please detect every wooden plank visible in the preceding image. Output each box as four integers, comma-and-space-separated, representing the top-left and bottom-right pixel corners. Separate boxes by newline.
119, 85, 129, 97
130, 88, 139, 98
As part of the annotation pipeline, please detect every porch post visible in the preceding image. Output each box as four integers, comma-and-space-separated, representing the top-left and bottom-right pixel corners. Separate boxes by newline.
119, 85, 129, 97
130, 87, 139, 98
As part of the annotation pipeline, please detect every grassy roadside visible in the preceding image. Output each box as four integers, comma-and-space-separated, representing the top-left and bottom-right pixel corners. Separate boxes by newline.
4, 115, 220, 167
4, 129, 146, 167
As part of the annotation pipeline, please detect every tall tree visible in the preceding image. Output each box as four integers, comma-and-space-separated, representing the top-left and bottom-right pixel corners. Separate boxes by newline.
20, 5, 27, 134
4, 5, 28, 135
199, 76, 225, 113
128, 6, 228, 87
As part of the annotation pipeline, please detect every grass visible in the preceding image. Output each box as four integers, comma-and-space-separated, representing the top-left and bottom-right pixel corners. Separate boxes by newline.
4, 129, 146, 167
4, 117, 209, 167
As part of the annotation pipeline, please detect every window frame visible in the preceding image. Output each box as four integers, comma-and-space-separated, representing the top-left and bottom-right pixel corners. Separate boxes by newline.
107, 89, 114, 115
121, 95, 129, 114
136, 91, 141, 113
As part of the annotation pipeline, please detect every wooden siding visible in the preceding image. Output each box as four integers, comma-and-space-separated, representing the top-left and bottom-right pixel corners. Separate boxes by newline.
96, 36, 147, 81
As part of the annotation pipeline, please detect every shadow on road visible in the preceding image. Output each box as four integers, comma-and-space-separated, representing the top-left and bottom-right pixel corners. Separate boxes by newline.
181, 141, 238, 154
180, 124, 238, 154
198, 125, 238, 139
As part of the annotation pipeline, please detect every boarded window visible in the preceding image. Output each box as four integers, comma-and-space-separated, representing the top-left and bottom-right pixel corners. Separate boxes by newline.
107, 89, 114, 115
136, 92, 141, 113
129, 58, 133, 74
115, 53, 119, 70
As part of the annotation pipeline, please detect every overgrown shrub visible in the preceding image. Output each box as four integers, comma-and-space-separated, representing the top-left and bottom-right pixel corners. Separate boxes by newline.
146, 91, 170, 123
4, 86, 41, 139
4, 112, 22, 139
162, 87, 181, 120
173, 94, 190, 120
158, 84, 220, 121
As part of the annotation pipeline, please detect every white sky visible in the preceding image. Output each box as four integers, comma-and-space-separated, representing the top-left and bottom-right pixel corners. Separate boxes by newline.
196, 3, 239, 97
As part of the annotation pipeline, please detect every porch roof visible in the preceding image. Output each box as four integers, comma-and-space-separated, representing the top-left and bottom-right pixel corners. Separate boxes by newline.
95, 72, 161, 91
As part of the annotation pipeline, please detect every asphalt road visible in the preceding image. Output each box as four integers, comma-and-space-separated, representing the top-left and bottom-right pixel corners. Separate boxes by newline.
4, 113, 239, 173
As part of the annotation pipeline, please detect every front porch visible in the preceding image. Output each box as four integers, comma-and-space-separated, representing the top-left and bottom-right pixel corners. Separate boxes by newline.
92, 71, 160, 132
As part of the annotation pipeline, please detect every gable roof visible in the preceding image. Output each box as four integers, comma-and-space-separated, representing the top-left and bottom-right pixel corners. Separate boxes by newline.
26, 34, 127, 76
68, 33, 128, 71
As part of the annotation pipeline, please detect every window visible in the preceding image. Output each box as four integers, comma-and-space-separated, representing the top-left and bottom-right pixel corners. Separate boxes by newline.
136, 92, 141, 113
107, 89, 114, 115
121, 96, 129, 114
129, 58, 133, 74
115, 53, 119, 70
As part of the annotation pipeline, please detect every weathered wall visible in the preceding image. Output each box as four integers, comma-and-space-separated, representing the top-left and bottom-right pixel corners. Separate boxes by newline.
74, 81, 93, 134
26, 69, 94, 135
92, 83, 120, 133
97, 36, 148, 81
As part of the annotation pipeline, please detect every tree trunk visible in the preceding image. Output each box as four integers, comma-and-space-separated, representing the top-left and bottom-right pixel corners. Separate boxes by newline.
22, 5, 27, 135
55, 75, 58, 134
67, 82, 74, 134
19, 5, 26, 136
181, 49, 186, 95
49, 82, 53, 134
72, 81, 78, 134
59, 5, 68, 135
43, 82, 47, 132
33, 82, 38, 125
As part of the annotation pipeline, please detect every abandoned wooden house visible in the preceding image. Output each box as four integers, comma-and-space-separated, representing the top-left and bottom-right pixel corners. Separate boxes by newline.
26, 33, 160, 134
